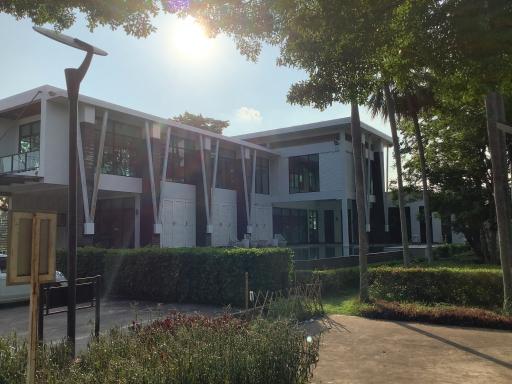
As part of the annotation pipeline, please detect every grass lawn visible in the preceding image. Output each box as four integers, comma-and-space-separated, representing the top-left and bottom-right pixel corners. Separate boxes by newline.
322, 290, 364, 316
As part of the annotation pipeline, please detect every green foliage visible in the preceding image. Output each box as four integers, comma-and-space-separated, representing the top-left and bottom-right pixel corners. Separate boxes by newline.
57, 247, 292, 307
0, 334, 26, 384
173, 111, 230, 134
0, 314, 319, 384
1, 1, 160, 37
432, 244, 472, 259
369, 266, 503, 309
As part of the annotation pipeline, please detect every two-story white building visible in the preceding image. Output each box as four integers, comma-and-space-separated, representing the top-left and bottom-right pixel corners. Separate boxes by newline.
0, 86, 462, 254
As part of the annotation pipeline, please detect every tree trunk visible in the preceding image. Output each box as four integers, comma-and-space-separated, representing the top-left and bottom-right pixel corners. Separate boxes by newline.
351, 102, 369, 302
485, 91, 512, 313
407, 95, 433, 263
384, 84, 411, 266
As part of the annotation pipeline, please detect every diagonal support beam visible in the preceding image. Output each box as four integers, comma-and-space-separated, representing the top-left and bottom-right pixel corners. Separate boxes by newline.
210, 139, 220, 224
158, 125, 171, 224
145, 121, 158, 229
200, 135, 211, 228
90, 110, 108, 221
240, 146, 251, 231
77, 117, 90, 224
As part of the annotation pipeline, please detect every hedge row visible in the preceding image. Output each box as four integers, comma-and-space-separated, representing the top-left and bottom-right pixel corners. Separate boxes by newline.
297, 265, 503, 309
369, 266, 503, 309
432, 243, 471, 259
57, 247, 293, 307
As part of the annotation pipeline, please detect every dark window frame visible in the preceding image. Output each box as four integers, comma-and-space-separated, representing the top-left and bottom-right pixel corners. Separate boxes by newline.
97, 120, 141, 178
255, 157, 270, 194
18, 121, 40, 154
167, 135, 196, 184
288, 154, 319, 194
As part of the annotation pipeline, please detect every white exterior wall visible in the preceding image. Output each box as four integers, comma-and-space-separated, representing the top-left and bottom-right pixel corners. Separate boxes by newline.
212, 188, 237, 246
271, 140, 347, 203
160, 182, 196, 247
251, 193, 273, 243
0, 118, 17, 157
43, 100, 69, 184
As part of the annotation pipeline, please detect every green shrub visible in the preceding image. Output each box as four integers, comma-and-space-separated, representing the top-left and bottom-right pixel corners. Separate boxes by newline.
295, 267, 360, 296
1, 314, 319, 384
432, 243, 471, 259
369, 266, 503, 309
57, 247, 293, 307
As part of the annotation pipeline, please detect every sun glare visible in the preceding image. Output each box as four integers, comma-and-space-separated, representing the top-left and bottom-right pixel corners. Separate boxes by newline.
170, 16, 214, 59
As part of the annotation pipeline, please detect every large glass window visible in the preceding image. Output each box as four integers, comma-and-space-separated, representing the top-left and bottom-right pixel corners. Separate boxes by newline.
288, 154, 319, 193
97, 120, 141, 177
167, 136, 196, 183
216, 148, 236, 189
255, 157, 269, 194
18, 121, 40, 153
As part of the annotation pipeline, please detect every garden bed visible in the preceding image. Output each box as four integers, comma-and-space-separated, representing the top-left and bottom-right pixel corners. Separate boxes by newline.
0, 313, 319, 384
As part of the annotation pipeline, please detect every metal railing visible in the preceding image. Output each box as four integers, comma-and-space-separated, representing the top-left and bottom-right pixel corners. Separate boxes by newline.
0, 150, 39, 174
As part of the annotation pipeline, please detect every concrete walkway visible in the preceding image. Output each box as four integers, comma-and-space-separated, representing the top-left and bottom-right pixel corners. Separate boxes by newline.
309, 315, 512, 384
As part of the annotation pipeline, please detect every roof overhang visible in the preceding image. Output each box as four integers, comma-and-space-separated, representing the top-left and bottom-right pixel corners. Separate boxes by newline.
233, 118, 393, 146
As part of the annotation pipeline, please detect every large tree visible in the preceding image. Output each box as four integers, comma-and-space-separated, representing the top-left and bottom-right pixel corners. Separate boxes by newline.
174, 112, 229, 134
1, 0, 161, 37
400, 91, 499, 263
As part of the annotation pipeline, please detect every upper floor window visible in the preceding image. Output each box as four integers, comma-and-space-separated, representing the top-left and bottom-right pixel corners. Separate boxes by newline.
255, 157, 269, 194
216, 148, 236, 189
167, 136, 196, 184
289, 154, 319, 194
97, 120, 141, 177
19, 121, 40, 153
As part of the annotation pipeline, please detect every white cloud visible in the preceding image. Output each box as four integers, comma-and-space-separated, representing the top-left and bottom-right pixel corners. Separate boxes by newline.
236, 106, 262, 122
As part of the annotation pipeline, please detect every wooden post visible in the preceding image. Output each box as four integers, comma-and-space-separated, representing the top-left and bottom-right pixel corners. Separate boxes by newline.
245, 272, 249, 310
27, 214, 40, 384
94, 276, 100, 338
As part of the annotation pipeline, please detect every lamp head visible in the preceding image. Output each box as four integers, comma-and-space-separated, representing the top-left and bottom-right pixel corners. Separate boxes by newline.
33, 26, 107, 56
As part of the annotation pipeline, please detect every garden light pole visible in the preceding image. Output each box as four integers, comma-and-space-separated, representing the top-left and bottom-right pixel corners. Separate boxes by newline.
33, 27, 107, 356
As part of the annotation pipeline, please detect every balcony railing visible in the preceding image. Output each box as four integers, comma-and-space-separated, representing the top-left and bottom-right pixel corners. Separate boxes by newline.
0, 151, 40, 175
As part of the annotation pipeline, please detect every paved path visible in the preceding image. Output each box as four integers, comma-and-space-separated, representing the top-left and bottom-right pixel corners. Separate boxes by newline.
0, 300, 228, 352
309, 315, 512, 384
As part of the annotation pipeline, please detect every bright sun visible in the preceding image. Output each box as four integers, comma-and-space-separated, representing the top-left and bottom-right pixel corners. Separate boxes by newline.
170, 16, 214, 59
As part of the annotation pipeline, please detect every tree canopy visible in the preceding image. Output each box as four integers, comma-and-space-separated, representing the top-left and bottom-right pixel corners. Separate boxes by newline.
1, 0, 162, 37
173, 111, 229, 134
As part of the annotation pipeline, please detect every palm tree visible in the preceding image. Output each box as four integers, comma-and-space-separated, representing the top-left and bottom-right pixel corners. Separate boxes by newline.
368, 84, 411, 266
406, 93, 433, 263
351, 102, 370, 302
369, 84, 434, 263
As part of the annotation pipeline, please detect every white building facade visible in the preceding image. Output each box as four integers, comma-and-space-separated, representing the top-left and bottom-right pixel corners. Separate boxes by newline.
0, 86, 463, 252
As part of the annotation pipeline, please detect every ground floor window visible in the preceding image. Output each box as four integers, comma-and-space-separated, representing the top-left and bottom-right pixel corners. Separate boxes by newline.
273, 207, 319, 244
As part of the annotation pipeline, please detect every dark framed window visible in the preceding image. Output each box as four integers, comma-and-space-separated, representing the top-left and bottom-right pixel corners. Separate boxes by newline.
255, 157, 269, 194
18, 121, 40, 153
167, 136, 196, 184
216, 148, 236, 189
288, 154, 319, 193
97, 120, 141, 177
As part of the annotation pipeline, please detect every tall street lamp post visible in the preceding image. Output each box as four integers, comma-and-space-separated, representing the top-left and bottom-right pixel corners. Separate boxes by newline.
33, 27, 107, 356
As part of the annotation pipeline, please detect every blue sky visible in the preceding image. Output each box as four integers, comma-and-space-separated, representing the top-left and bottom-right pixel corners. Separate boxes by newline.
0, 12, 390, 137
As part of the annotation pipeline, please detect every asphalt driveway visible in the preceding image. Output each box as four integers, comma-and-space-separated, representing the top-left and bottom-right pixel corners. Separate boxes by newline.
0, 300, 229, 351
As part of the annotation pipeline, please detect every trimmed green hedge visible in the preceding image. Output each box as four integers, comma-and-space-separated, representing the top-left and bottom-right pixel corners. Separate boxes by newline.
297, 265, 503, 309
369, 266, 503, 309
432, 243, 471, 258
57, 247, 292, 307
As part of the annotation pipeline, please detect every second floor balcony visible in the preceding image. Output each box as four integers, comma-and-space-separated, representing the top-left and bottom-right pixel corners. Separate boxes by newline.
0, 151, 39, 175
